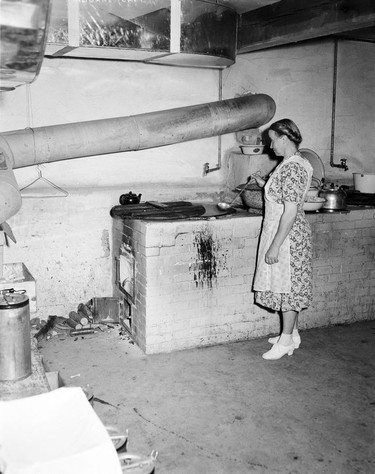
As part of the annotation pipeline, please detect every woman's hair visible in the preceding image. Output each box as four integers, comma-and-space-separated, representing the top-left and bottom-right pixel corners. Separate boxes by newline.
269, 119, 302, 145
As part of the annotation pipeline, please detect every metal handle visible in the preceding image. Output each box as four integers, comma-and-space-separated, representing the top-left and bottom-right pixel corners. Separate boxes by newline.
229, 185, 249, 205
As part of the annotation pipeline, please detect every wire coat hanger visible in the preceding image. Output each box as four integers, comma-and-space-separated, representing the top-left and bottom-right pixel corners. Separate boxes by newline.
20, 165, 69, 198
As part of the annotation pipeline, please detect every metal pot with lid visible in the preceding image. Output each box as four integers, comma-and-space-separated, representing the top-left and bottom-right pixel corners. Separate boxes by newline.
0, 289, 31, 381
318, 182, 347, 211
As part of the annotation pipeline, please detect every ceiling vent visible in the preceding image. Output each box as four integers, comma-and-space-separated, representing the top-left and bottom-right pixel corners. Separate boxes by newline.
45, 0, 237, 69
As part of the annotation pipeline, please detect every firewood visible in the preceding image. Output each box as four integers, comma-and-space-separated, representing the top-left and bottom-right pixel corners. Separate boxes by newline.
77, 311, 89, 326
77, 303, 93, 321
65, 318, 82, 330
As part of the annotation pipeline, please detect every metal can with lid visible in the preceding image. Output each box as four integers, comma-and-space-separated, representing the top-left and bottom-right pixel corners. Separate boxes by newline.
0, 290, 31, 381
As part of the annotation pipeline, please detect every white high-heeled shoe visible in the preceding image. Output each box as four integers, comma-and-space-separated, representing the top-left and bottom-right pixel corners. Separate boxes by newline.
268, 334, 301, 349
262, 342, 295, 360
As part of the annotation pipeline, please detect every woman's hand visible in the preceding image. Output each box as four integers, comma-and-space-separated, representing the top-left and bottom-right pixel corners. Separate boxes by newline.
265, 243, 280, 264
251, 172, 266, 188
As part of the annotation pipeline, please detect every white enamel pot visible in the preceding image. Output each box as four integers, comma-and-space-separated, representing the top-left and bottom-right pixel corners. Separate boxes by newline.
353, 173, 375, 194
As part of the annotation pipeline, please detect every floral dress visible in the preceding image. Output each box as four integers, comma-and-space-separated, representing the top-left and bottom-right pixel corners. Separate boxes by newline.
254, 155, 313, 312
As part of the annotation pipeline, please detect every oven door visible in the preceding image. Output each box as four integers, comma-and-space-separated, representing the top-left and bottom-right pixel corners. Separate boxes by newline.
116, 244, 135, 303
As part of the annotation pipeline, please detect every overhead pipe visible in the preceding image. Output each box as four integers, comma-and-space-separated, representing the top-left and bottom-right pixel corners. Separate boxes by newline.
0, 151, 22, 224
0, 94, 275, 169
204, 68, 224, 176
330, 39, 348, 171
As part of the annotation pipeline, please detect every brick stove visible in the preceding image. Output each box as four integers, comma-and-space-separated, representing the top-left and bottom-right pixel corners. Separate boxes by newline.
112, 206, 375, 354
112, 211, 264, 354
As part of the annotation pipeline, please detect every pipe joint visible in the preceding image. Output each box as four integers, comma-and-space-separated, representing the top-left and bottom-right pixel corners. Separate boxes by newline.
330, 157, 349, 171
203, 162, 221, 176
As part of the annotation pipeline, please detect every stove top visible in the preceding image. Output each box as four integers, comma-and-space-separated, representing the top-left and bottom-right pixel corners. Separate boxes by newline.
319, 208, 350, 213
345, 190, 375, 206
110, 201, 236, 220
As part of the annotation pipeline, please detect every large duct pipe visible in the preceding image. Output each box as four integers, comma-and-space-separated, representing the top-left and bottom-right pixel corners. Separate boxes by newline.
0, 152, 22, 223
0, 94, 275, 169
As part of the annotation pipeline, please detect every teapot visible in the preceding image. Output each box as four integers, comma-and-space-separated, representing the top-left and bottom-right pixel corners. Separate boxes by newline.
119, 191, 142, 205
318, 183, 347, 211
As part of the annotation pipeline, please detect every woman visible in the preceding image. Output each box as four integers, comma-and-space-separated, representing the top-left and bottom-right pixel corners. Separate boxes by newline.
253, 119, 313, 360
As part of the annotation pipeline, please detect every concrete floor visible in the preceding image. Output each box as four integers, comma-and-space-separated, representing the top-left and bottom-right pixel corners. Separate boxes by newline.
39, 320, 375, 474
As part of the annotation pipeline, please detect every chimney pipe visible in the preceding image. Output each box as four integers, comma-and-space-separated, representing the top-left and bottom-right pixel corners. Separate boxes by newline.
0, 94, 276, 169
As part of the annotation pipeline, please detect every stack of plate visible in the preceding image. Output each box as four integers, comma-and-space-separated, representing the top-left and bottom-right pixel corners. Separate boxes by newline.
299, 148, 325, 185
303, 196, 326, 212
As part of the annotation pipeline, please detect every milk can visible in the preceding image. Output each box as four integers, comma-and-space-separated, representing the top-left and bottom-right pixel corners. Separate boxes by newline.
0, 290, 31, 381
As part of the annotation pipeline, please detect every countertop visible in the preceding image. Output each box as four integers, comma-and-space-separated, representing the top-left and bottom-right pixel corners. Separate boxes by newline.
230, 204, 375, 218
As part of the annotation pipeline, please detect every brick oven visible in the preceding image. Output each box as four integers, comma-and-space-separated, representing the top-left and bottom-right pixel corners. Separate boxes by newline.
112, 206, 375, 354
112, 210, 265, 354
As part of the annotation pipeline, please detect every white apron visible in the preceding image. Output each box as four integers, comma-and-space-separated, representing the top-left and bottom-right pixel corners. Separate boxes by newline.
253, 154, 313, 293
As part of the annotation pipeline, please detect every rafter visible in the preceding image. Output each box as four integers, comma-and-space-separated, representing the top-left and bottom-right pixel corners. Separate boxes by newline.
237, 0, 375, 53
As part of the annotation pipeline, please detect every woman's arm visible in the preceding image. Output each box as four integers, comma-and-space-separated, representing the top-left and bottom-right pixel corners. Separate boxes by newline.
252, 173, 266, 188
265, 201, 298, 264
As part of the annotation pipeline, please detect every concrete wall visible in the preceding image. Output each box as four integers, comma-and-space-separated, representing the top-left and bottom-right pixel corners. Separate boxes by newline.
1, 38, 374, 321
1, 58, 222, 190
334, 40, 375, 176
225, 39, 375, 185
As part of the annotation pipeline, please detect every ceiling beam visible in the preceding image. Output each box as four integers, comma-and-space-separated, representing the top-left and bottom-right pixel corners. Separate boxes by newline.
237, 0, 375, 53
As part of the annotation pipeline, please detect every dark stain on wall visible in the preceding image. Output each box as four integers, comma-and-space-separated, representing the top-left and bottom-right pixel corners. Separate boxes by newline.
193, 229, 217, 288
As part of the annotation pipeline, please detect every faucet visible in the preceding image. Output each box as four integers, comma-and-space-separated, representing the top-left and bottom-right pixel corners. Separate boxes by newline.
203, 162, 210, 176
203, 162, 222, 176
330, 158, 348, 171
340, 158, 349, 171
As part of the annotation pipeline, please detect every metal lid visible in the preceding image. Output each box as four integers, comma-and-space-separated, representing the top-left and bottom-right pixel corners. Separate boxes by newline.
0, 289, 29, 308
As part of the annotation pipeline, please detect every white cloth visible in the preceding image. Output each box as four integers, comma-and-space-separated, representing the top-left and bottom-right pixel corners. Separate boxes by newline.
0, 387, 122, 474
253, 154, 313, 293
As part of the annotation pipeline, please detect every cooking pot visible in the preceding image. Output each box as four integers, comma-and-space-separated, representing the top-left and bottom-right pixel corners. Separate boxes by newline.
235, 182, 264, 211
119, 192, 142, 205
353, 173, 375, 194
0, 290, 31, 381
318, 183, 347, 211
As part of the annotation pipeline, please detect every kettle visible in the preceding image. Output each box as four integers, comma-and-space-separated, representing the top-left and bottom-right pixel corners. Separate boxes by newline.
318, 183, 347, 211
119, 192, 142, 205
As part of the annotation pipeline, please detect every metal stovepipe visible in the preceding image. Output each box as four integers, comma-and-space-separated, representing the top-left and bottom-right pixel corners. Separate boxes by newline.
0, 94, 275, 169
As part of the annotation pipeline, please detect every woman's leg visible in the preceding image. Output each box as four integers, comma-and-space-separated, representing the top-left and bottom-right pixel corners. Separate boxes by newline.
282, 310, 298, 334
278, 310, 298, 345
293, 313, 299, 331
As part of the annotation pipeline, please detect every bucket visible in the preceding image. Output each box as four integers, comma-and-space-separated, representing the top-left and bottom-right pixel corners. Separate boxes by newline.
353, 173, 375, 194
0, 290, 31, 381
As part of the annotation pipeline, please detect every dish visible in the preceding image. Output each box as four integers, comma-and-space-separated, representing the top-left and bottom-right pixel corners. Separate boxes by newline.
240, 145, 265, 155
303, 196, 326, 212
299, 148, 325, 183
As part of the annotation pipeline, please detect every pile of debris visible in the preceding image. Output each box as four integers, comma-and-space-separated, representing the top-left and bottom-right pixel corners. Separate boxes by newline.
32, 297, 123, 341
